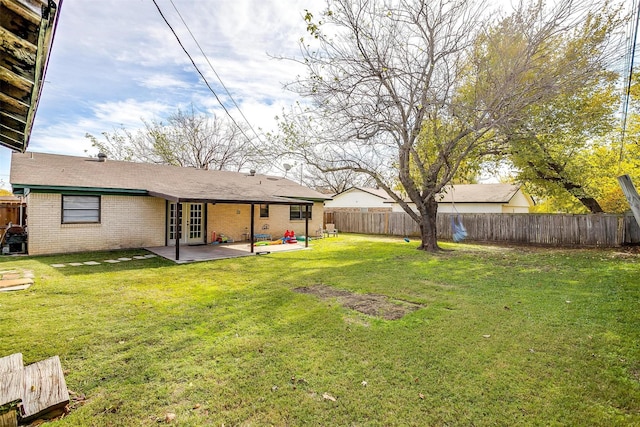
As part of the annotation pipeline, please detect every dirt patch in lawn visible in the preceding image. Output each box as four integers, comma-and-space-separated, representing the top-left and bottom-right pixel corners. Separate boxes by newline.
294, 284, 424, 320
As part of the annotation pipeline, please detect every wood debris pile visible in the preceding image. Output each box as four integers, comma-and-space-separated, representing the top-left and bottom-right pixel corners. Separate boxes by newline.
0, 353, 69, 426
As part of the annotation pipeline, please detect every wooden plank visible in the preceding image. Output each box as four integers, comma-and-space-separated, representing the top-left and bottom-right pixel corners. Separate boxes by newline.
0, 0, 42, 25
0, 354, 22, 375
0, 370, 23, 408
0, 410, 18, 427
0, 92, 29, 115
20, 356, 69, 422
0, 353, 24, 412
0, 66, 33, 94
0, 27, 38, 65
0, 278, 32, 290
618, 175, 640, 230
0, 354, 23, 427
0, 284, 31, 292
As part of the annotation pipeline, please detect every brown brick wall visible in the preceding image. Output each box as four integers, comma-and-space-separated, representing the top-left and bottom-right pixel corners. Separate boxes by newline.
207, 202, 324, 242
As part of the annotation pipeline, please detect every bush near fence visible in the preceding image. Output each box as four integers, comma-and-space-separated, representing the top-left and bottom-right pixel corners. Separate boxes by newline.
326, 211, 640, 247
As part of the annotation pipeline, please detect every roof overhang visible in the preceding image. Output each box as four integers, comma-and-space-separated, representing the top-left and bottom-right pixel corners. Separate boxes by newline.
148, 190, 316, 206
12, 184, 148, 196
0, 0, 62, 152
12, 184, 318, 206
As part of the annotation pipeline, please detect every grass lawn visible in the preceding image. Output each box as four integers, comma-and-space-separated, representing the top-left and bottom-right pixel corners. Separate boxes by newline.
0, 235, 638, 426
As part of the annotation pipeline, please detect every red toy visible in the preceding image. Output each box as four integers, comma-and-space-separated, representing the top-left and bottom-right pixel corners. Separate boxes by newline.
283, 230, 298, 244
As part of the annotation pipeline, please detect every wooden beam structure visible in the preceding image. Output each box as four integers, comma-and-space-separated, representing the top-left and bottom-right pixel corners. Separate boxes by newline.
0, 0, 62, 152
21, 356, 69, 422
0, 353, 69, 425
0, 353, 23, 427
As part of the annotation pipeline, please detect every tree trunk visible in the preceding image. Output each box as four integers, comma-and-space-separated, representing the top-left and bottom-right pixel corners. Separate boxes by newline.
558, 178, 603, 213
530, 162, 605, 213
417, 196, 441, 252
574, 196, 604, 214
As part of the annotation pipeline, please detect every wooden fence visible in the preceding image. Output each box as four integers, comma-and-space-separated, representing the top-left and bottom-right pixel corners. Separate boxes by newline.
0, 199, 26, 230
326, 211, 640, 247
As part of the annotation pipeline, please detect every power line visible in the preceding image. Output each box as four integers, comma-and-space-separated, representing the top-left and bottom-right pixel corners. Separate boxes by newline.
150, 0, 282, 171
620, 0, 640, 167
167, 0, 265, 147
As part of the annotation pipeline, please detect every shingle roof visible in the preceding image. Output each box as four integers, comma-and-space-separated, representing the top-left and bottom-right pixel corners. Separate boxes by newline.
437, 184, 521, 203
339, 184, 522, 204
10, 152, 331, 204
334, 187, 393, 200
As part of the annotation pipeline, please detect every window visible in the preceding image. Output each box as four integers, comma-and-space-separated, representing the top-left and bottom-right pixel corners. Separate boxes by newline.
260, 204, 269, 218
62, 195, 100, 223
289, 204, 312, 220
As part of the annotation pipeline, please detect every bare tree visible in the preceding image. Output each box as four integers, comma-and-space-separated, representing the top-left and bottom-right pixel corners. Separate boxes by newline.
86, 107, 266, 172
275, 0, 622, 251
303, 164, 377, 194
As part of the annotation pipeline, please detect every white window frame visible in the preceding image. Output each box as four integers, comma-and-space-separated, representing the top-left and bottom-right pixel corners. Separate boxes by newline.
62, 195, 101, 224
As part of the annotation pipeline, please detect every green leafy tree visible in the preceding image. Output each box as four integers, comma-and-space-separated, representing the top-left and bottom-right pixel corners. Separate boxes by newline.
506, 85, 619, 213
524, 51, 640, 214
275, 0, 623, 251
491, 5, 623, 213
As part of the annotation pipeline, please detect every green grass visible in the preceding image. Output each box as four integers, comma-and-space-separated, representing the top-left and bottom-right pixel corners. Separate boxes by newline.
0, 235, 638, 426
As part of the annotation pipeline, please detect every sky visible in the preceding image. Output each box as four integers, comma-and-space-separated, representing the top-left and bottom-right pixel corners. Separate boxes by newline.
1, 0, 632, 191
0, 0, 321, 189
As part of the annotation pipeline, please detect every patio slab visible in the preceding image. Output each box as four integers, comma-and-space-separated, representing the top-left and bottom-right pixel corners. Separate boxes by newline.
0, 270, 34, 292
145, 242, 308, 263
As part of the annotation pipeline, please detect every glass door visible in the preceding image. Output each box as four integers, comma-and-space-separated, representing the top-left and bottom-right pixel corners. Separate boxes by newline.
167, 203, 204, 245
187, 203, 203, 244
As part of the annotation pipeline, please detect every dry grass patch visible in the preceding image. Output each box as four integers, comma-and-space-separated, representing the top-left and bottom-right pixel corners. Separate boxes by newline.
294, 284, 424, 320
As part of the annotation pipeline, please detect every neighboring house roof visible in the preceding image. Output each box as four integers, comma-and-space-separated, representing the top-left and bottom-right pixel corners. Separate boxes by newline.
10, 152, 331, 204
0, 0, 62, 152
333, 187, 393, 201
336, 184, 525, 205
437, 184, 522, 204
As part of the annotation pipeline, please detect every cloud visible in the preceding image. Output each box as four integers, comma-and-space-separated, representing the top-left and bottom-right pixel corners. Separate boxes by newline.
137, 73, 192, 90
27, 99, 173, 158
2, 0, 322, 186
91, 99, 172, 126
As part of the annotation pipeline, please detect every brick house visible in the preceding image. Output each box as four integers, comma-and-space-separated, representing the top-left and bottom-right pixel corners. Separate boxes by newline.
10, 152, 331, 258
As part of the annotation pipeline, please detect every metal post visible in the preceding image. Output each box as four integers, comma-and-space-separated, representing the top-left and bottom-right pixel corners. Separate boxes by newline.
305, 204, 309, 248
175, 202, 181, 261
250, 203, 255, 253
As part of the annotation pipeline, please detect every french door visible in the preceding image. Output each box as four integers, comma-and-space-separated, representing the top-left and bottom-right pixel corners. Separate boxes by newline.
168, 203, 204, 245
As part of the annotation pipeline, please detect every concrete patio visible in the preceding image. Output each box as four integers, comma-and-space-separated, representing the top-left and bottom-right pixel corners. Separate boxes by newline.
146, 242, 309, 264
